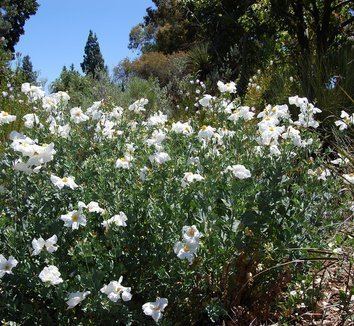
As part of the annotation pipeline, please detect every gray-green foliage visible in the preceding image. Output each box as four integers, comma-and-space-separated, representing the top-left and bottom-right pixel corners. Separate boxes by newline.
0, 84, 352, 324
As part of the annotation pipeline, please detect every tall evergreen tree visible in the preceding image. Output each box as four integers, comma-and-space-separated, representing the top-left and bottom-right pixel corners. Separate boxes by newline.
21, 54, 37, 83
81, 30, 106, 79
0, 0, 39, 53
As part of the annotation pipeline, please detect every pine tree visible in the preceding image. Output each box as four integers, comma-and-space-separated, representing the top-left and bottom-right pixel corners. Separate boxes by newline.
0, 0, 39, 53
81, 30, 106, 79
21, 55, 37, 83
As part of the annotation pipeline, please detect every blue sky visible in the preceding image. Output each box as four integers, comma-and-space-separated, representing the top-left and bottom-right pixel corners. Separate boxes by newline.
15, 0, 153, 85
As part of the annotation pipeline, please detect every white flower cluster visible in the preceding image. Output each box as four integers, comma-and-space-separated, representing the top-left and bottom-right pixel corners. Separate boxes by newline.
174, 225, 202, 264
1, 81, 352, 322
10, 131, 56, 174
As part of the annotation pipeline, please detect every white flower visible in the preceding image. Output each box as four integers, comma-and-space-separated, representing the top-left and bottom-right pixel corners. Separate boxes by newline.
101, 212, 127, 229
66, 291, 91, 309
198, 94, 213, 108
0, 111, 16, 125
330, 155, 349, 166
39, 265, 63, 285
23, 113, 39, 128
174, 241, 199, 264
50, 175, 78, 190
225, 165, 251, 179
21, 83, 45, 102
217, 81, 236, 93
198, 125, 216, 141
171, 121, 193, 135
335, 110, 354, 130
289, 95, 308, 108
86, 101, 103, 120
146, 129, 166, 149
146, 111, 168, 126
0, 255, 18, 278
182, 225, 202, 244
100, 276, 132, 302
85, 201, 105, 214
49, 121, 71, 138
181, 172, 204, 187
110, 106, 124, 119
258, 125, 285, 145
128, 98, 148, 113
70, 107, 89, 123
32, 235, 58, 255
115, 155, 133, 169
10, 132, 56, 172
60, 209, 86, 230
142, 297, 168, 322
343, 173, 354, 185
149, 152, 171, 165
228, 106, 255, 122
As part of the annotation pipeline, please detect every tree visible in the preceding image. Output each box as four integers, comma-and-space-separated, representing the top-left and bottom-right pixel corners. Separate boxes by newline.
0, 0, 39, 53
21, 54, 37, 83
81, 30, 106, 79
270, 0, 353, 97
131, 0, 278, 94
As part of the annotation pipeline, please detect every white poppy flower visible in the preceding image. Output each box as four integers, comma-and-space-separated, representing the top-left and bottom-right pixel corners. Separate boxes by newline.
70, 107, 89, 123
181, 172, 204, 188
225, 165, 251, 179
228, 106, 255, 122
66, 291, 91, 309
128, 98, 148, 113
198, 125, 216, 141
198, 94, 213, 108
32, 235, 58, 255
182, 225, 202, 244
23, 113, 39, 128
0, 255, 18, 278
174, 241, 199, 264
335, 110, 354, 130
149, 152, 171, 165
86, 201, 105, 214
115, 155, 132, 169
60, 210, 86, 230
100, 276, 132, 302
0, 111, 16, 125
142, 297, 168, 322
146, 111, 168, 126
50, 175, 78, 190
171, 121, 193, 135
217, 81, 236, 93
101, 212, 127, 229
39, 265, 63, 285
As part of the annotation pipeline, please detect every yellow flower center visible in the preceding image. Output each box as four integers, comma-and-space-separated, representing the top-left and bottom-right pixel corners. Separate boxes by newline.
187, 228, 195, 237
183, 244, 190, 252
62, 177, 68, 183
269, 127, 275, 132
71, 213, 79, 222
2, 111, 9, 116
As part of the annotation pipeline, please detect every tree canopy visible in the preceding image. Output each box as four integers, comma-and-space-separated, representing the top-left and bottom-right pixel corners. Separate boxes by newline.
81, 30, 106, 79
0, 0, 39, 53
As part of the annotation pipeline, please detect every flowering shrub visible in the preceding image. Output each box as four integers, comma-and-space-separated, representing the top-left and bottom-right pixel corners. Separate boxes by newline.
0, 82, 352, 324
